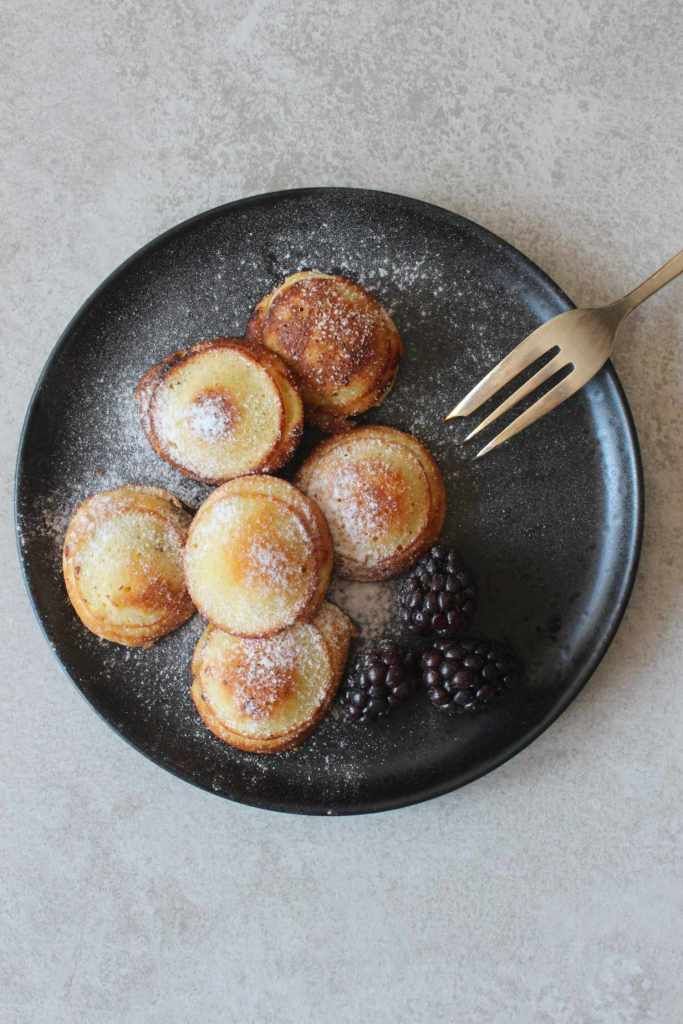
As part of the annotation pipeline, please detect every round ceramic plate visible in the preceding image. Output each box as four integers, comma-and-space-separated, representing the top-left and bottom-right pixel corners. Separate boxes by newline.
15, 189, 642, 815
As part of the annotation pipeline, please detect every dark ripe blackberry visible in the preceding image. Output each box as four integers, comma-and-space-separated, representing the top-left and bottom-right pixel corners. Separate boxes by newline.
343, 641, 420, 722
421, 638, 521, 714
399, 545, 476, 638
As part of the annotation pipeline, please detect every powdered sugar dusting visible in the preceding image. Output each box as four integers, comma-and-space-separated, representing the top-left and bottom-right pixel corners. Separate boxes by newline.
28, 492, 73, 549
244, 531, 303, 591
275, 276, 378, 390
332, 461, 398, 541
187, 391, 237, 442
233, 631, 298, 721
329, 578, 396, 640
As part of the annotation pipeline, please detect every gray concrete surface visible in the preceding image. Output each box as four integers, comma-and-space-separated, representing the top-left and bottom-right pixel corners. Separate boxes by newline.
3, 2, 682, 1021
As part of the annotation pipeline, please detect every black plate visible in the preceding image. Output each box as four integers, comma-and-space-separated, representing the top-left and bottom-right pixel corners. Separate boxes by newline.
15, 188, 643, 815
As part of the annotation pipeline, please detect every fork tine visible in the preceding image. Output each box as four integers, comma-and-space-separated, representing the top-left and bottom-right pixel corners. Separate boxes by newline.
465, 354, 566, 441
475, 372, 579, 458
444, 322, 559, 420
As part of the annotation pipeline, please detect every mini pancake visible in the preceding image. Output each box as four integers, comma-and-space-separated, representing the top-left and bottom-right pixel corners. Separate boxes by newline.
246, 271, 402, 428
184, 476, 332, 637
210, 473, 334, 618
296, 426, 446, 580
191, 601, 354, 752
63, 485, 194, 647
135, 338, 303, 484
298, 439, 430, 578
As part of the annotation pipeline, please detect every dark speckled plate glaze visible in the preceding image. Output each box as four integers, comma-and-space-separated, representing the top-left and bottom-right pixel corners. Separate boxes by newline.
15, 189, 643, 815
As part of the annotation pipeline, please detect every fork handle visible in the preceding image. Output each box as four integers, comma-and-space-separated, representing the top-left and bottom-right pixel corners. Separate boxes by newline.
612, 249, 683, 318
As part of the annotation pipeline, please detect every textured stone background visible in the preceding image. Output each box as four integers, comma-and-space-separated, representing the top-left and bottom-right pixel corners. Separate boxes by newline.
3, 2, 682, 1021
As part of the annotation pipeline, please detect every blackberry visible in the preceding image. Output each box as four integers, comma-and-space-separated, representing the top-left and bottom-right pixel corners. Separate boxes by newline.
399, 544, 476, 638
343, 641, 419, 722
422, 638, 520, 714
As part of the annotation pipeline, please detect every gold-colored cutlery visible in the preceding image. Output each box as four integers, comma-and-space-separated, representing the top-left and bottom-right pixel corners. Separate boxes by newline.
447, 250, 683, 457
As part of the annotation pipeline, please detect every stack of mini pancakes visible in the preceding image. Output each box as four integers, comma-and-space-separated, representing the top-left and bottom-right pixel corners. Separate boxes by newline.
63, 271, 447, 752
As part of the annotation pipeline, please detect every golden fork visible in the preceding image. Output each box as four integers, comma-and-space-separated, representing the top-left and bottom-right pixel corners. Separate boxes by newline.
446, 249, 683, 457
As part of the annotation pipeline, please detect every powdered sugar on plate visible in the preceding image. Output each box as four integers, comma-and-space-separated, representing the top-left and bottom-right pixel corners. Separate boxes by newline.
16, 190, 582, 811
329, 578, 397, 641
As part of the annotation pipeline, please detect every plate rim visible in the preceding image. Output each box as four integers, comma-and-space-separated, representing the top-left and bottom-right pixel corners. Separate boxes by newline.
14, 187, 645, 815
